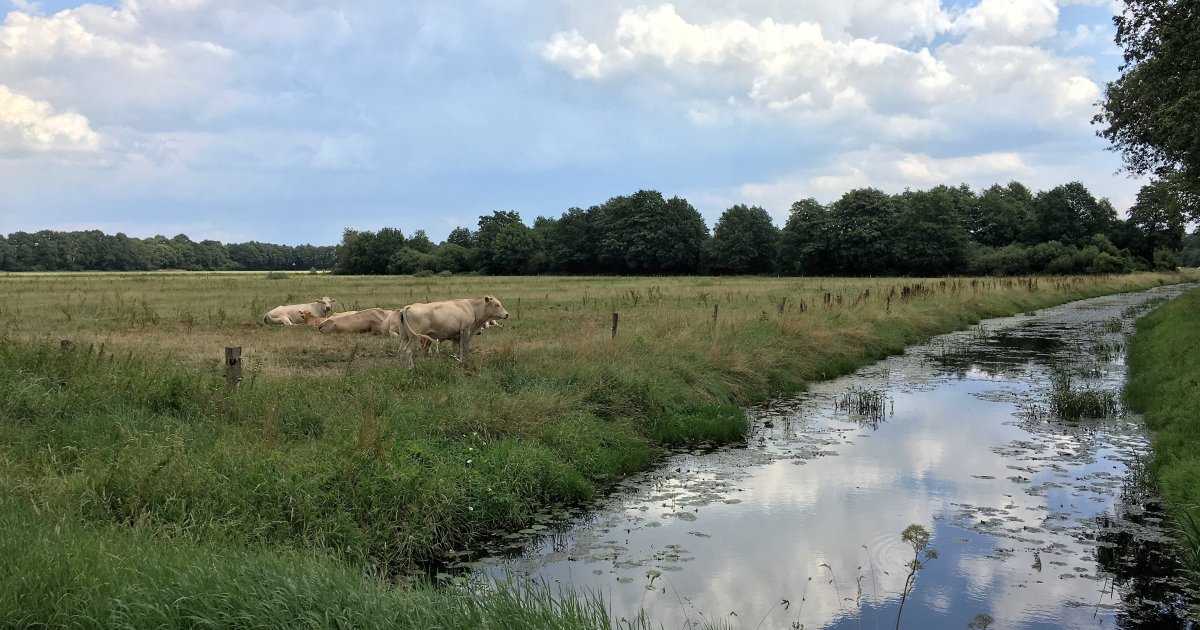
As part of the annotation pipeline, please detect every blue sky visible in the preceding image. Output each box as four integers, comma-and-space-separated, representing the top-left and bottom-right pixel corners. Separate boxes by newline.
1, 0, 1141, 246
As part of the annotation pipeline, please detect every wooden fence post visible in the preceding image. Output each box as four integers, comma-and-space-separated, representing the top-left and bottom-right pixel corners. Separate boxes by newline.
712, 304, 719, 325
225, 346, 243, 389
611, 312, 619, 339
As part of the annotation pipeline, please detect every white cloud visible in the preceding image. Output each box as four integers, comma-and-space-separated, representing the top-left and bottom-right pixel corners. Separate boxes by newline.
541, 29, 611, 79
0, 83, 99, 152
0, 3, 246, 124
951, 0, 1059, 44
847, 0, 951, 44
541, 2, 1100, 141
0, 0, 1148, 244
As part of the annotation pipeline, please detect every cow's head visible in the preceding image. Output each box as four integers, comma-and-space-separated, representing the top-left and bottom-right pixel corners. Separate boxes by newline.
482, 295, 510, 320
315, 297, 335, 316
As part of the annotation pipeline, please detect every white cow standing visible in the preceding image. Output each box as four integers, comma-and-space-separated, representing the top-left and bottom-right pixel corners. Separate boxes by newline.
263, 297, 335, 325
385, 296, 510, 367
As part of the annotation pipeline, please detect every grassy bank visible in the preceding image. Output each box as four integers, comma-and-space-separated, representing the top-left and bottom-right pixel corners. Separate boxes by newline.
0, 497, 632, 629
0, 271, 1192, 624
1125, 286, 1200, 576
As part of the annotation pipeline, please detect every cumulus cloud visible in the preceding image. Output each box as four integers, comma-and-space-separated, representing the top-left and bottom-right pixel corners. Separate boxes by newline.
0, 83, 99, 152
950, 0, 1059, 44
0, 0, 1144, 244
541, 2, 1103, 141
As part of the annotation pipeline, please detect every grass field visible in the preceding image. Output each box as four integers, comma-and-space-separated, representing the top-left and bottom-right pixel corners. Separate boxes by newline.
1125, 286, 1200, 581
0, 270, 1193, 626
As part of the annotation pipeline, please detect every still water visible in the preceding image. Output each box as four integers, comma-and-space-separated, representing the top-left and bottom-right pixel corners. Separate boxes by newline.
472, 285, 1198, 629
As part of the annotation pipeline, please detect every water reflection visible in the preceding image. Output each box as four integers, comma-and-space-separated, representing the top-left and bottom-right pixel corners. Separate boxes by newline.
472, 285, 1198, 628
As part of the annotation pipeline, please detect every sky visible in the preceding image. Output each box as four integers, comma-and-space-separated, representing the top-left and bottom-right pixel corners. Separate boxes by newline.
0, 0, 1143, 246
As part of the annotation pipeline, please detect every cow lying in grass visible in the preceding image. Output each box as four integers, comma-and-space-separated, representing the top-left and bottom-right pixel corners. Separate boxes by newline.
298, 309, 359, 327
263, 297, 335, 325
317, 308, 391, 334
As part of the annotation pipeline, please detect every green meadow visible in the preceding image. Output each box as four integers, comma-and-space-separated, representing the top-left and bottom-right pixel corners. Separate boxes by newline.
0, 270, 1191, 626
1126, 285, 1200, 583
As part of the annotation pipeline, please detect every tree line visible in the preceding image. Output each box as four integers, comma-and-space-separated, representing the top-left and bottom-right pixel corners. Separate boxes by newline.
3, 179, 1195, 275
333, 180, 1196, 277
0, 231, 336, 272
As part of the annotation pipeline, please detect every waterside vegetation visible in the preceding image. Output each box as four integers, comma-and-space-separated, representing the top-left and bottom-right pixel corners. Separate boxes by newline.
0, 270, 1193, 626
1126, 286, 1200, 582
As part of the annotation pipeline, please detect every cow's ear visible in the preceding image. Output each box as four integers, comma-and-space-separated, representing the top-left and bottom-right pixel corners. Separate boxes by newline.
485, 295, 493, 303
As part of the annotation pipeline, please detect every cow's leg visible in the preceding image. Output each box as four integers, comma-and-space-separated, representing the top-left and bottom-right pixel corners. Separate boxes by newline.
399, 339, 415, 369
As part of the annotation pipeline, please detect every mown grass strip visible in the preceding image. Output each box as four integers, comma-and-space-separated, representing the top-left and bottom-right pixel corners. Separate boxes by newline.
1125, 286, 1200, 577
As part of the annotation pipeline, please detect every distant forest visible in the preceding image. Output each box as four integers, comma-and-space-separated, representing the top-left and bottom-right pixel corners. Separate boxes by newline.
4, 180, 1198, 276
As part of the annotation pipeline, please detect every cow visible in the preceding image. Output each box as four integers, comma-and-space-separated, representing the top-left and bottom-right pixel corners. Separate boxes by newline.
385, 296, 510, 367
424, 318, 504, 357
317, 307, 390, 334
263, 297, 335, 325
299, 309, 359, 327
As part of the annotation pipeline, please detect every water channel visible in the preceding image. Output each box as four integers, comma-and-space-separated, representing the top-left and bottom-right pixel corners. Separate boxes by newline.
470, 285, 1198, 629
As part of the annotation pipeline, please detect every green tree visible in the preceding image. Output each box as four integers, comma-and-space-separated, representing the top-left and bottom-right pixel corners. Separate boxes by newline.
1180, 229, 1200, 267
592, 190, 707, 274
407, 229, 435, 254
430, 243, 472, 273
895, 187, 971, 275
1032, 182, 1108, 247
490, 220, 544, 275
387, 247, 434, 275
705, 205, 778, 275
974, 182, 1034, 246
0, 235, 12, 271
544, 207, 596, 274
170, 234, 200, 269
1127, 179, 1187, 265
778, 198, 831, 275
372, 228, 407, 274
1095, 0, 1200, 216
475, 211, 525, 275
334, 229, 377, 274
143, 236, 181, 269
827, 188, 899, 275
446, 227, 476, 249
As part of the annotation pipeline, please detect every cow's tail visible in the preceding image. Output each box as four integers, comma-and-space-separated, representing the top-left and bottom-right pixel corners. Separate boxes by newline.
400, 307, 437, 347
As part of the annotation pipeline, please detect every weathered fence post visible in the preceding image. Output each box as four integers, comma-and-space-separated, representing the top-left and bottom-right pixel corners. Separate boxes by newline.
225, 346, 243, 389
712, 304, 719, 325
778, 297, 787, 315
611, 312, 619, 339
